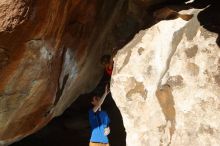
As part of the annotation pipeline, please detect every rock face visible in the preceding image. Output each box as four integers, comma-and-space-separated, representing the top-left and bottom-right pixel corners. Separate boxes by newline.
0, 0, 124, 145
0, 0, 170, 145
1, 0, 219, 145
111, 8, 220, 146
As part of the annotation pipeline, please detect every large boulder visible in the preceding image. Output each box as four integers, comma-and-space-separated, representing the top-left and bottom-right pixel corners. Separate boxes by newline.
111, 8, 220, 146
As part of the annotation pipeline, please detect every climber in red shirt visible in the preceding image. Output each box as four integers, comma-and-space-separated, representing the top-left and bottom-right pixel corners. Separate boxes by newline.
100, 48, 117, 77
101, 54, 113, 77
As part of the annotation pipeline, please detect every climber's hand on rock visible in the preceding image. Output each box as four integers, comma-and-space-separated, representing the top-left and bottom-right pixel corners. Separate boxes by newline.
105, 84, 110, 95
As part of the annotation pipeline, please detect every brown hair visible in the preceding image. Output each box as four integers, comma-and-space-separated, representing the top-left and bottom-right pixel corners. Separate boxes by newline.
100, 55, 111, 65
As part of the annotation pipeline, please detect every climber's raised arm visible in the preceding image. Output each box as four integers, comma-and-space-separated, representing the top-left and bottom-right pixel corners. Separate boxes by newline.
92, 84, 110, 112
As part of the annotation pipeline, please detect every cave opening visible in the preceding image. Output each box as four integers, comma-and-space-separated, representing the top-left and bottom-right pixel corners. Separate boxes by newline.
10, 72, 126, 146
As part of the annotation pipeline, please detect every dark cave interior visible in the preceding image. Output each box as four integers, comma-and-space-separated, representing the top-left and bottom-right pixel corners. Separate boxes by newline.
11, 73, 126, 146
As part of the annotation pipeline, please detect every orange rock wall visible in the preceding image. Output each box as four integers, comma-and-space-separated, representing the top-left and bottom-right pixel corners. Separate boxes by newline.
0, 0, 98, 144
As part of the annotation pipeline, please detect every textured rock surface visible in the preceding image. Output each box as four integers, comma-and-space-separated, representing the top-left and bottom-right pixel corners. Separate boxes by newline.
0, 0, 121, 145
111, 8, 220, 146
0, 0, 171, 145
1, 0, 219, 145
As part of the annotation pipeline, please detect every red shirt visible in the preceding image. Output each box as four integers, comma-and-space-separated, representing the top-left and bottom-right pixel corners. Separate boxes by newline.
105, 66, 113, 76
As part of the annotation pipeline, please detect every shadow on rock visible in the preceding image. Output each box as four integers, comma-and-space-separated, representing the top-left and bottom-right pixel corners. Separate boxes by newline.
148, 0, 220, 47
188, 0, 220, 47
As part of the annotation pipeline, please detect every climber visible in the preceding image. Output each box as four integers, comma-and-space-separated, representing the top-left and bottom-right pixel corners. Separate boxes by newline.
100, 47, 117, 78
101, 54, 113, 77
88, 84, 111, 146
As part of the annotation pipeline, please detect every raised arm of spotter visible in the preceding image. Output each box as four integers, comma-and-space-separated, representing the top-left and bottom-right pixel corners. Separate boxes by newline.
93, 85, 110, 112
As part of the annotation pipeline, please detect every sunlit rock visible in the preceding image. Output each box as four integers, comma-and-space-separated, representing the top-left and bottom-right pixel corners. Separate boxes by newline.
111, 8, 220, 146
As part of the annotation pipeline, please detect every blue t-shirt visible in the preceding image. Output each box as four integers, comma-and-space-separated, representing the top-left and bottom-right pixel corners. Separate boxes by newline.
88, 109, 110, 143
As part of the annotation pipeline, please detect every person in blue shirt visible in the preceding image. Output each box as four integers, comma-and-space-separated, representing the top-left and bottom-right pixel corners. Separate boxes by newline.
89, 85, 111, 146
